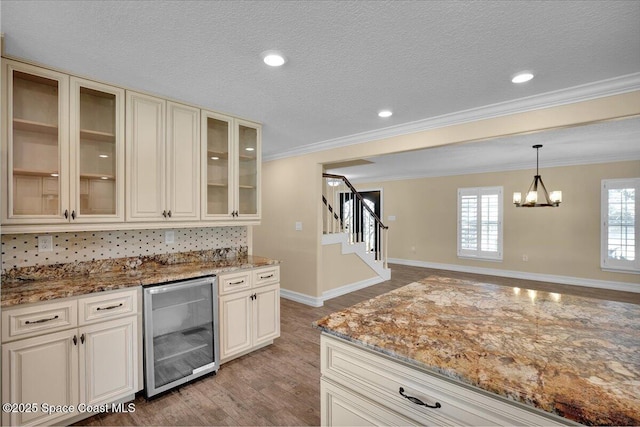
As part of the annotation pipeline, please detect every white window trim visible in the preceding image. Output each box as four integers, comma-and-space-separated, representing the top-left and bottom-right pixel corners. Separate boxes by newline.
601, 178, 640, 274
457, 186, 503, 261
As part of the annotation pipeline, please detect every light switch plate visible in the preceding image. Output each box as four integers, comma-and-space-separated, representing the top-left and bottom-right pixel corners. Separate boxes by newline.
165, 230, 175, 244
295, 221, 303, 231
38, 235, 53, 252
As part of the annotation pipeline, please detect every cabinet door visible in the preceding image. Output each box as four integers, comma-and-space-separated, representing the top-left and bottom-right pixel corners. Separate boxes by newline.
79, 316, 137, 406
252, 284, 280, 346
201, 110, 234, 219
2, 59, 70, 224
2, 330, 79, 426
219, 291, 252, 360
70, 77, 125, 222
166, 102, 200, 220
125, 91, 166, 221
235, 119, 261, 219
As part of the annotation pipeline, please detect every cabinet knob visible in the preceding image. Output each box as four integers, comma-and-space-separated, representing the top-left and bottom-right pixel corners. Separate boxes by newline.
80, 333, 85, 344
71, 210, 76, 220
73, 335, 77, 346
64, 209, 69, 219
162, 210, 167, 218
167, 210, 172, 218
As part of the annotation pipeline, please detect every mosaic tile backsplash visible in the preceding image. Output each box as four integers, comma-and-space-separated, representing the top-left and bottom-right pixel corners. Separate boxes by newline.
1, 227, 247, 273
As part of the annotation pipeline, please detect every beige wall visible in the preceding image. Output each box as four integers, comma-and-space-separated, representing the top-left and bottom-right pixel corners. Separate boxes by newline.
253, 91, 640, 298
360, 161, 639, 284
322, 243, 378, 293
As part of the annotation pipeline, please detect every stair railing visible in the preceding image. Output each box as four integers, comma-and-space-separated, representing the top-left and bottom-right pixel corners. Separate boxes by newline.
322, 173, 389, 269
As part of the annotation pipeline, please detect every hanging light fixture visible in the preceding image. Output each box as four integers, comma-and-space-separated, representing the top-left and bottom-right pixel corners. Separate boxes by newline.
513, 144, 562, 207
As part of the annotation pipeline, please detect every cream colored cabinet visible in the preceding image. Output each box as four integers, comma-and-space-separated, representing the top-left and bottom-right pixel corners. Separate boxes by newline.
320, 334, 569, 427
202, 111, 261, 220
218, 266, 280, 362
1, 288, 140, 426
1, 59, 125, 225
126, 91, 200, 222
2, 330, 79, 426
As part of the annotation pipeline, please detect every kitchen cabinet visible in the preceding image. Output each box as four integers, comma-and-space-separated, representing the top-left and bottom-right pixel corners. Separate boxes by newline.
320, 334, 569, 427
1, 59, 125, 225
1, 288, 140, 426
202, 111, 261, 220
218, 266, 279, 362
126, 92, 201, 222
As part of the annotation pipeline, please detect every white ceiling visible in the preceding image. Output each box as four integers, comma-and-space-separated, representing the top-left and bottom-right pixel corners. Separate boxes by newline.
1, 1, 639, 174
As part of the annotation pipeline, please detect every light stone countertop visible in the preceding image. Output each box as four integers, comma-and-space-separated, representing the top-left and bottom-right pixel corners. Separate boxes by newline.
1, 254, 279, 308
314, 275, 640, 426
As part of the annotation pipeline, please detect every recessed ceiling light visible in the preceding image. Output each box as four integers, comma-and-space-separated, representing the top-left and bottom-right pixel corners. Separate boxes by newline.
245, 147, 255, 151
99, 154, 109, 158
51, 173, 59, 177
378, 110, 393, 118
262, 50, 286, 67
100, 176, 109, 180
512, 72, 534, 84
210, 156, 219, 160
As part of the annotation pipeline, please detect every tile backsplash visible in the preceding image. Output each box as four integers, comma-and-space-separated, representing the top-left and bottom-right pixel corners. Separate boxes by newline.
1, 226, 247, 272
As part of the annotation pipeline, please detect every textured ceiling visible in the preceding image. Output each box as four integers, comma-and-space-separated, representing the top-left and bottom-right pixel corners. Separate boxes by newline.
1, 1, 639, 166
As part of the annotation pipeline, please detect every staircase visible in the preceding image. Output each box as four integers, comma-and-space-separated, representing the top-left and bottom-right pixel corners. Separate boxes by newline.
322, 173, 391, 281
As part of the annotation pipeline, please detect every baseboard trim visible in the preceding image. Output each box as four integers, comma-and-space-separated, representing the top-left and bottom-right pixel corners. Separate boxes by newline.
388, 258, 640, 294
281, 276, 386, 307
322, 276, 385, 301
280, 288, 324, 307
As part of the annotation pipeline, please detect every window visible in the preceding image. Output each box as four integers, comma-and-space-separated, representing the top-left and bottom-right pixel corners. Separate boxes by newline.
601, 178, 639, 273
457, 187, 503, 261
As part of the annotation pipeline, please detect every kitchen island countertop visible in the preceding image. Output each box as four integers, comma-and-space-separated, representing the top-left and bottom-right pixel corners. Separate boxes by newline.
1, 254, 279, 308
314, 275, 640, 425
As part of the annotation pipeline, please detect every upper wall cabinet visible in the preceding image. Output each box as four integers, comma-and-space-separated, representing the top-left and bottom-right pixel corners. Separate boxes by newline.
1, 59, 125, 225
126, 91, 200, 222
201, 111, 261, 221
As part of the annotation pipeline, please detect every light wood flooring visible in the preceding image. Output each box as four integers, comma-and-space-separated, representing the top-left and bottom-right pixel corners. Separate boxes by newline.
78, 264, 639, 426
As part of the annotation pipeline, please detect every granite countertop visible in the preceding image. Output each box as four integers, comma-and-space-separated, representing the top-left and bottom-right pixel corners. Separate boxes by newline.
314, 275, 640, 426
1, 255, 279, 308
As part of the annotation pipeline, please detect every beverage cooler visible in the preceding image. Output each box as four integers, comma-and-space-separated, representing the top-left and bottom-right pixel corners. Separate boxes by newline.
143, 276, 219, 397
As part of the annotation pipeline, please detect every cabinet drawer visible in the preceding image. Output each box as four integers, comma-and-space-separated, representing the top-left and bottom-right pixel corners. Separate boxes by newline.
2, 299, 77, 342
219, 271, 252, 295
321, 335, 566, 426
78, 288, 137, 325
252, 266, 279, 287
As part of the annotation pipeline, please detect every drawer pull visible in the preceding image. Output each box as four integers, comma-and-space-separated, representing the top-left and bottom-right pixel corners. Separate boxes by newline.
259, 274, 274, 279
96, 303, 123, 311
25, 315, 59, 325
399, 387, 441, 409
229, 280, 245, 285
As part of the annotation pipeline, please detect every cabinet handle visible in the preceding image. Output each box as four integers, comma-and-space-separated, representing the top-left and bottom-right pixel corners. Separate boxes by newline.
80, 333, 85, 344
259, 274, 274, 279
229, 280, 245, 285
25, 315, 59, 325
73, 335, 77, 346
162, 210, 167, 218
399, 387, 441, 409
168, 210, 172, 218
96, 303, 123, 311
64, 209, 69, 219
71, 210, 76, 220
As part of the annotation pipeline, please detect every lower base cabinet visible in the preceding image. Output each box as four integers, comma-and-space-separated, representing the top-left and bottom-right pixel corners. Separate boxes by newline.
218, 266, 280, 362
1, 289, 140, 426
320, 334, 571, 427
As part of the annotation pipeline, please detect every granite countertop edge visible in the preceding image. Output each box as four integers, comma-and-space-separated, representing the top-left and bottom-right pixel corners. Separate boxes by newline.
1, 256, 280, 308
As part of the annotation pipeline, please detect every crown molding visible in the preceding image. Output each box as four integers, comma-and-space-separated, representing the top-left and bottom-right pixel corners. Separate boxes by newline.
345, 154, 640, 184
264, 73, 640, 162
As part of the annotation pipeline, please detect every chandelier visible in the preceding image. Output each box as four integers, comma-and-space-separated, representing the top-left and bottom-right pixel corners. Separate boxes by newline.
513, 144, 562, 207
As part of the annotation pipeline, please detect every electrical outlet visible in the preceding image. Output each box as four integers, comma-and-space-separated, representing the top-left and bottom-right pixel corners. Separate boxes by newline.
38, 235, 53, 252
522, 254, 528, 262
165, 230, 175, 244
295, 221, 302, 231
388, 215, 396, 221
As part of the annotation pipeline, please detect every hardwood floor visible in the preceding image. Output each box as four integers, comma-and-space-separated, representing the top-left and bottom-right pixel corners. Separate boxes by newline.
78, 264, 639, 426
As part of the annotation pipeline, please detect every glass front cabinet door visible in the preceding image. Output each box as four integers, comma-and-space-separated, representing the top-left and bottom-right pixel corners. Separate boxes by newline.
201, 112, 261, 221
1, 59, 124, 225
